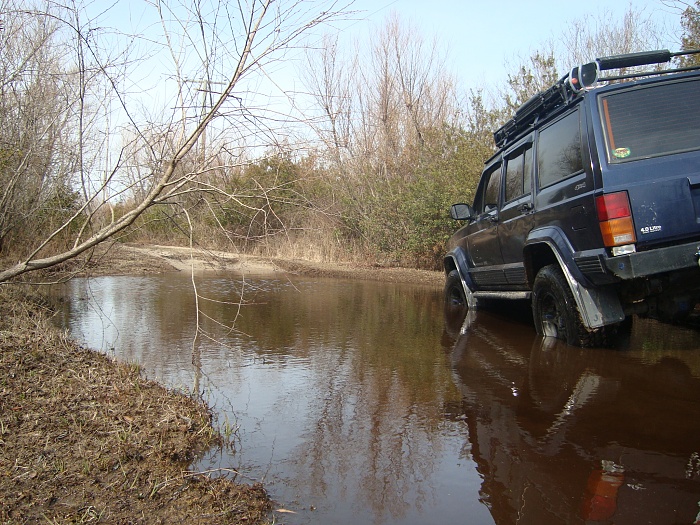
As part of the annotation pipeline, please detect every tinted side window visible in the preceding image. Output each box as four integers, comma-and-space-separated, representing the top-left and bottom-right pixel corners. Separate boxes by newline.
483, 164, 501, 212
537, 110, 582, 189
474, 163, 502, 214
524, 147, 533, 196
505, 145, 533, 202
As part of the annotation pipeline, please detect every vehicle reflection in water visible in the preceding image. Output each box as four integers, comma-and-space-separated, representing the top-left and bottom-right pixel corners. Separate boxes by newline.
443, 300, 700, 524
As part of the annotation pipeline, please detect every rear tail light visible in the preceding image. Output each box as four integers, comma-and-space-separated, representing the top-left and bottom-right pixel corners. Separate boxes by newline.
596, 192, 636, 251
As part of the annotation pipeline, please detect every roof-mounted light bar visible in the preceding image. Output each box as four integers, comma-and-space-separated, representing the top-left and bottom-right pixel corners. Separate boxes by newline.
570, 48, 700, 90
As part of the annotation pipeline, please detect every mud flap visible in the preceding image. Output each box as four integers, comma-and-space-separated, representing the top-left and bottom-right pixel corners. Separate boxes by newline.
561, 260, 625, 329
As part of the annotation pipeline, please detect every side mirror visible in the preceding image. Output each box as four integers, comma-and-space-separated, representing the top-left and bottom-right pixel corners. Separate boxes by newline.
450, 203, 474, 221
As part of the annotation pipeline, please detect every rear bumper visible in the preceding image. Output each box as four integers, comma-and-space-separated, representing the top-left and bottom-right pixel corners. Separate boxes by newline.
605, 240, 700, 280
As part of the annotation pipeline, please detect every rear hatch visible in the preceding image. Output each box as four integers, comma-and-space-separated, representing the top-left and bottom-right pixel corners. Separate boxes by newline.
595, 73, 700, 248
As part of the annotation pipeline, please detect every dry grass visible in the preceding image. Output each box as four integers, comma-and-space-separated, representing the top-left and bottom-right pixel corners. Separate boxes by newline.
249, 229, 368, 264
0, 287, 270, 524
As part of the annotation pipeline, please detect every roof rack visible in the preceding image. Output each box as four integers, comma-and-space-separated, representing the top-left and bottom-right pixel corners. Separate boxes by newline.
493, 49, 700, 149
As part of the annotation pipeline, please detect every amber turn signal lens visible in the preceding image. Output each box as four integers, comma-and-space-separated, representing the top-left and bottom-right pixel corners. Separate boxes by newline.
599, 216, 636, 247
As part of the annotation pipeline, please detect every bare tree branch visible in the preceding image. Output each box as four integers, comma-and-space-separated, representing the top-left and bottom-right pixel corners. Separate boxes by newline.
0, 0, 351, 283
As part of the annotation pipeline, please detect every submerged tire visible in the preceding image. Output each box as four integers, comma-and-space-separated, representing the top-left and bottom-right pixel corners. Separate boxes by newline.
445, 270, 467, 307
532, 264, 604, 347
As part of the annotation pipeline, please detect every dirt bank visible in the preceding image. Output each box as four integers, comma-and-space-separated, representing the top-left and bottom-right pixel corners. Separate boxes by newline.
91, 243, 444, 288
0, 286, 270, 524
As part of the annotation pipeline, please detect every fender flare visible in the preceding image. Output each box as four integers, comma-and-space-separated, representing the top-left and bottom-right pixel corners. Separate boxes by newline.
524, 226, 589, 286
525, 227, 625, 329
444, 247, 478, 309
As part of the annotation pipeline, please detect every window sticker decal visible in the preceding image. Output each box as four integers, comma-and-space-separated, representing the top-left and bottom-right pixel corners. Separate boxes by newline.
613, 147, 631, 159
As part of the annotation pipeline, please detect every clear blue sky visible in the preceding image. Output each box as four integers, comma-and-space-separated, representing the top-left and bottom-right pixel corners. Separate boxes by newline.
93, 0, 686, 137
103, 0, 684, 95
340, 0, 683, 87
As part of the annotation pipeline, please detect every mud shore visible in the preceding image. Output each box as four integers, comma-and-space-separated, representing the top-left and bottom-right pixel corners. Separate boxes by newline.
92, 243, 444, 288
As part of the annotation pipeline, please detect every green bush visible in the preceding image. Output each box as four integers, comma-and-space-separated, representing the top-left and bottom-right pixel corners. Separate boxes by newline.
351, 125, 491, 269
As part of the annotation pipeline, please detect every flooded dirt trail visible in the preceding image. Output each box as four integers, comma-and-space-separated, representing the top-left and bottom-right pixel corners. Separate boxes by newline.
54, 271, 700, 524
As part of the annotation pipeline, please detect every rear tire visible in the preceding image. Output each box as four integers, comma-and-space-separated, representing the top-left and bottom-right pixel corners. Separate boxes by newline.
532, 264, 604, 347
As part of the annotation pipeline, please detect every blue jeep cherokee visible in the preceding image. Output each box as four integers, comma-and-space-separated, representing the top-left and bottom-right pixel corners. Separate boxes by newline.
444, 49, 700, 346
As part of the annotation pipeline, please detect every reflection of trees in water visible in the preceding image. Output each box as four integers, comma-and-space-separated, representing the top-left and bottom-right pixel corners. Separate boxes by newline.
202, 279, 462, 521
64, 275, 700, 523
281, 283, 461, 520
63, 275, 466, 521
298, 360, 444, 519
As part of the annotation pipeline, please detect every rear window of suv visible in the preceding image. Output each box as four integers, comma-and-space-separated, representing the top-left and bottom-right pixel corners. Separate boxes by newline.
600, 77, 700, 163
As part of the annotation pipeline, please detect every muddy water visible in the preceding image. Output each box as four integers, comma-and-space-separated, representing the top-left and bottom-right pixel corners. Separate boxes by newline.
54, 273, 700, 525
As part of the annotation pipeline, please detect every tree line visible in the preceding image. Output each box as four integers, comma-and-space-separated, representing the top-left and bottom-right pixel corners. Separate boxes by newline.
1, 1, 698, 282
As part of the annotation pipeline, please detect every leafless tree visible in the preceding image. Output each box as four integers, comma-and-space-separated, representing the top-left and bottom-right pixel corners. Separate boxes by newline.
302, 13, 459, 201
677, 0, 700, 65
0, 0, 352, 283
498, 6, 669, 117
501, 49, 559, 113
559, 6, 667, 69
302, 34, 353, 168
0, 1, 73, 254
